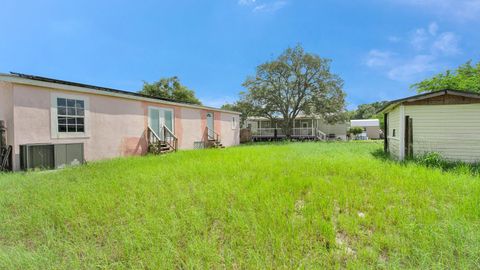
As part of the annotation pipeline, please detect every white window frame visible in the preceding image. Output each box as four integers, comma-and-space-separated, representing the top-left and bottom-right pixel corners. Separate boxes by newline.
148, 106, 175, 133
51, 93, 90, 139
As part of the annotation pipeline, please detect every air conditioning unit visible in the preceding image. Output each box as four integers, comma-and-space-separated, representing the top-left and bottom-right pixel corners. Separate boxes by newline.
20, 143, 84, 170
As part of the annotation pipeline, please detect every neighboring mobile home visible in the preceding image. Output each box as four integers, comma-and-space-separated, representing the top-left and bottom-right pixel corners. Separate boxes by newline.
0, 73, 240, 171
378, 89, 480, 162
244, 115, 348, 141
350, 119, 381, 139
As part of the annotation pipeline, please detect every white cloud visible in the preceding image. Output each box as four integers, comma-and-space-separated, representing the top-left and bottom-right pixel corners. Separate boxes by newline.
365, 50, 393, 67
387, 55, 437, 81
238, 0, 256, 6
433, 32, 460, 55
365, 22, 461, 81
410, 28, 429, 51
428, 22, 438, 36
238, 0, 287, 13
389, 0, 480, 21
388, 36, 401, 43
253, 1, 286, 12
409, 23, 460, 54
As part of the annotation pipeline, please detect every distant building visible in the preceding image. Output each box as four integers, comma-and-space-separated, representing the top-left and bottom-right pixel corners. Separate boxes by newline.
244, 115, 348, 141
350, 119, 381, 140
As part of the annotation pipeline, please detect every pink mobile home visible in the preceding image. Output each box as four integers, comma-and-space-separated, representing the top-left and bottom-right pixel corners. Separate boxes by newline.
0, 73, 240, 171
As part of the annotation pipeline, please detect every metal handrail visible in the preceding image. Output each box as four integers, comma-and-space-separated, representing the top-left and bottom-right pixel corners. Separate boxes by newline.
147, 126, 178, 153
206, 127, 220, 142
147, 126, 162, 144
162, 125, 178, 152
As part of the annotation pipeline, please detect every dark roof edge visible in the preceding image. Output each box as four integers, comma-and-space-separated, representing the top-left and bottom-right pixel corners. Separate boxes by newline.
377, 89, 480, 114
4, 72, 241, 114
9, 72, 183, 104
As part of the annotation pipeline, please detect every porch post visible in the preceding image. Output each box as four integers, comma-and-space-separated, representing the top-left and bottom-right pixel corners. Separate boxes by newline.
312, 118, 314, 136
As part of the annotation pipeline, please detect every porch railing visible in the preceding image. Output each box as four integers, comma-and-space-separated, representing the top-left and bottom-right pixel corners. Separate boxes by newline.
147, 125, 178, 153
316, 129, 327, 140
291, 127, 316, 137
251, 127, 328, 140
162, 125, 178, 151
252, 128, 317, 137
251, 128, 285, 137
201, 127, 221, 148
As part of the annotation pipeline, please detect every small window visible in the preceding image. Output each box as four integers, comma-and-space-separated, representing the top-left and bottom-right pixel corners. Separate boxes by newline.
392, 129, 396, 137
232, 117, 237, 129
57, 97, 85, 133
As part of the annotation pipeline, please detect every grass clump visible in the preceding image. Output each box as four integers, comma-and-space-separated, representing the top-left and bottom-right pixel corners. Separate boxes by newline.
0, 142, 479, 269
413, 152, 480, 176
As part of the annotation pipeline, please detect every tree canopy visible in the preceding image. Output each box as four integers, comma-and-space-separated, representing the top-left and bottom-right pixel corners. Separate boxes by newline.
139, 77, 202, 105
221, 98, 254, 125
347, 101, 389, 120
411, 60, 480, 93
239, 45, 346, 134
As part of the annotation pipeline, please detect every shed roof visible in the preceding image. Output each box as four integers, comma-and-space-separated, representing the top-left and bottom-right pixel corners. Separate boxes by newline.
377, 89, 480, 114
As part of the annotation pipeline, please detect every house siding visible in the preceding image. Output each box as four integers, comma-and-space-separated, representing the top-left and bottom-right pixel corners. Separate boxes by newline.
365, 126, 380, 139
387, 106, 400, 159
317, 120, 348, 140
220, 113, 240, 147
0, 82, 14, 147
405, 104, 480, 162
180, 108, 204, 149
11, 84, 147, 170
5, 83, 240, 170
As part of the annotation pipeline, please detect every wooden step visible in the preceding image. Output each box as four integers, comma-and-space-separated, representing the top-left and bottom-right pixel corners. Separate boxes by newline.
160, 149, 174, 154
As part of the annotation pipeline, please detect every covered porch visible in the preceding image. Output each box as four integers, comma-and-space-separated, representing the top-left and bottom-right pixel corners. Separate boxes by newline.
246, 118, 327, 140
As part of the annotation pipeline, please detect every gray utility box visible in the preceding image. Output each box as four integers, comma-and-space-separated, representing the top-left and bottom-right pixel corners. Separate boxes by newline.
20, 143, 84, 170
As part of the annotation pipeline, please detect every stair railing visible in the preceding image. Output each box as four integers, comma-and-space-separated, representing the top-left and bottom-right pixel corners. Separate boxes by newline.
147, 126, 178, 153
161, 124, 178, 152
202, 127, 221, 148
147, 126, 162, 153
316, 129, 327, 141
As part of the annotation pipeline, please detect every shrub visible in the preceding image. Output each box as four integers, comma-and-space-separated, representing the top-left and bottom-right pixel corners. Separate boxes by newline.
348, 127, 364, 136
416, 152, 444, 168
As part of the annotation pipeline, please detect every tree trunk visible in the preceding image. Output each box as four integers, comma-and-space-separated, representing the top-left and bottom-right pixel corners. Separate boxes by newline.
282, 118, 292, 139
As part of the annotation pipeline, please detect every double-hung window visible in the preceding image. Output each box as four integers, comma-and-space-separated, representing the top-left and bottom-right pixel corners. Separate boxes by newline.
56, 97, 85, 133
51, 93, 88, 139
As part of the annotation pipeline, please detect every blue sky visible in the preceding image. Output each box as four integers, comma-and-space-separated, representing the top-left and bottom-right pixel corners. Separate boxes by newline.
1, 0, 479, 109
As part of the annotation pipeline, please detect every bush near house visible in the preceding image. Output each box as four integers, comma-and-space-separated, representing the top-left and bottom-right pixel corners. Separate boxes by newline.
1, 142, 479, 269
348, 127, 364, 139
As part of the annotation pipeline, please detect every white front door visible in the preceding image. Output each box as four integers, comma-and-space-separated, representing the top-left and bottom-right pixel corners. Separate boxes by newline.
206, 112, 214, 139
149, 107, 174, 140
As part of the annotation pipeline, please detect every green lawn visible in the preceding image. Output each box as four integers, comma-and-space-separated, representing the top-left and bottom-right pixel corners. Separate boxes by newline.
1, 142, 479, 269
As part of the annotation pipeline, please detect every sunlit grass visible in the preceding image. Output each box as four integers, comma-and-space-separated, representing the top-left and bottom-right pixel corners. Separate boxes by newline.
1, 142, 479, 269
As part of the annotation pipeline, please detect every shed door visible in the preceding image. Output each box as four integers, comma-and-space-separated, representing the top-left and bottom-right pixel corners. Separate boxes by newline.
405, 116, 413, 158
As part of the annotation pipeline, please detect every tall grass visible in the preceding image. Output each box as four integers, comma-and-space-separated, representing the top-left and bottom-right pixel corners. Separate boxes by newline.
0, 142, 479, 269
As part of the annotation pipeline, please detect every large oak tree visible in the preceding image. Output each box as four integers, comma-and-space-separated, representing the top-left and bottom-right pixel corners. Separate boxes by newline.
139, 76, 202, 105
241, 45, 346, 135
